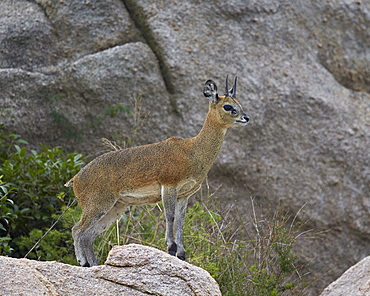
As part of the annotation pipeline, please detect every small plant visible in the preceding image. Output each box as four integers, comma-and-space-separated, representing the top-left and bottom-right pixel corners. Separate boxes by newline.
51, 110, 82, 142
185, 196, 310, 296
51, 104, 130, 142
101, 94, 149, 150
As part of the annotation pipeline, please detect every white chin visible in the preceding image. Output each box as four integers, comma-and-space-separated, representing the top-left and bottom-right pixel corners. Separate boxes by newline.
234, 121, 248, 126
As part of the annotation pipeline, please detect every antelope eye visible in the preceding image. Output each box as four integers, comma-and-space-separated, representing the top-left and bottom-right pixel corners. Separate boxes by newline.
223, 105, 233, 111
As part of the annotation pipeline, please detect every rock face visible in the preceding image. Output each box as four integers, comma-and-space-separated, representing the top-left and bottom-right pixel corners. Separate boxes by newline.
0, 0, 369, 294
0, 244, 221, 296
320, 256, 370, 296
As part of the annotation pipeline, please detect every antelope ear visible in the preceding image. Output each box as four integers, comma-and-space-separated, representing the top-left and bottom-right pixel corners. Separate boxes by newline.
203, 80, 219, 103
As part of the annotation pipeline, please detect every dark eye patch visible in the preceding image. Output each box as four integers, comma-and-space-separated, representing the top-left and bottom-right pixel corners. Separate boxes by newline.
223, 105, 233, 111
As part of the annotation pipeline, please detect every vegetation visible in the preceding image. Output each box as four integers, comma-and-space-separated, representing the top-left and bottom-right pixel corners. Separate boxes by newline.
0, 123, 84, 262
93, 192, 311, 296
51, 103, 130, 142
0, 103, 311, 294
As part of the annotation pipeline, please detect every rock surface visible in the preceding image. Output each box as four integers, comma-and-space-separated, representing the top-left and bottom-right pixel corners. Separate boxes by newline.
0, 244, 221, 296
0, 0, 369, 294
320, 256, 370, 296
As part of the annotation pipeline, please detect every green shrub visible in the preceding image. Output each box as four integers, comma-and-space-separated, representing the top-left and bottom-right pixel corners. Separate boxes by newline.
16, 205, 81, 264
0, 125, 84, 259
188, 199, 309, 296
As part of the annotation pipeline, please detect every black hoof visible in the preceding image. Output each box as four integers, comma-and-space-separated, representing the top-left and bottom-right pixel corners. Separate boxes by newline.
168, 242, 177, 256
177, 255, 186, 261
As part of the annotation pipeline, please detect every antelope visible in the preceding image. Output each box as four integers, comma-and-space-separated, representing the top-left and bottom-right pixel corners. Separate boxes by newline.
65, 76, 249, 267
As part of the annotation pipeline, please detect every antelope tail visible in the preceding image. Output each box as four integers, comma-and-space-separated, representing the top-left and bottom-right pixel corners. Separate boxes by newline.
65, 179, 74, 187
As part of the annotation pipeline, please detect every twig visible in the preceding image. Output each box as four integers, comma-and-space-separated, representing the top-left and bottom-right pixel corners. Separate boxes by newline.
250, 196, 262, 265
202, 202, 227, 245
24, 199, 76, 259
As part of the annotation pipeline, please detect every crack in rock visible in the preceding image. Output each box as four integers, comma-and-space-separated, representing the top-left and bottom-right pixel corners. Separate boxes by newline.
24, 261, 59, 296
121, 0, 176, 96
99, 276, 163, 296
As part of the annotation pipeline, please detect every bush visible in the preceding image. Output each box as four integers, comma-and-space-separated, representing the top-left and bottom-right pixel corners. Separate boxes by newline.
0, 124, 84, 260
0, 103, 128, 261
16, 205, 81, 264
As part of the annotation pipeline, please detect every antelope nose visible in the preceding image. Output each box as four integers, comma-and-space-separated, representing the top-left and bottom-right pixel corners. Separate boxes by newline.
243, 114, 250, 123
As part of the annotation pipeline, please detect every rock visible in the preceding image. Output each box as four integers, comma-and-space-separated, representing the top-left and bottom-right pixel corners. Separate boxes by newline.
320, 256, 370, 296
0, 0, 60, 70
0, 0, 369, 295
0, 0, 141, 70
0, 42, 174, 152
0, 244, 221, 296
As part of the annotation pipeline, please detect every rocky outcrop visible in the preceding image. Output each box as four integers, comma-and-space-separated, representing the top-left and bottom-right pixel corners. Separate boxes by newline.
0, 0, 369, 294
320, 256, 370, 296
0, 244, 221, 296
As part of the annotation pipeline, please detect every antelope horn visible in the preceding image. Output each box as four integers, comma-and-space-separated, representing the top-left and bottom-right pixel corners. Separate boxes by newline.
225, 75, 229, 95
231, 76, 237, 98
225, 75, 237, 98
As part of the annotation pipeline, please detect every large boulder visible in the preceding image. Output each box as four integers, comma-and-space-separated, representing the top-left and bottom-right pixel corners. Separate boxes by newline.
0, 0, 369, 294
0, 244, 221, 296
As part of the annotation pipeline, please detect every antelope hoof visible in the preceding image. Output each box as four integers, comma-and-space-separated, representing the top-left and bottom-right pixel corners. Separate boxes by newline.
77, 259, 91, 267
168, 242, 177, 256
177, 255, 186, 261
